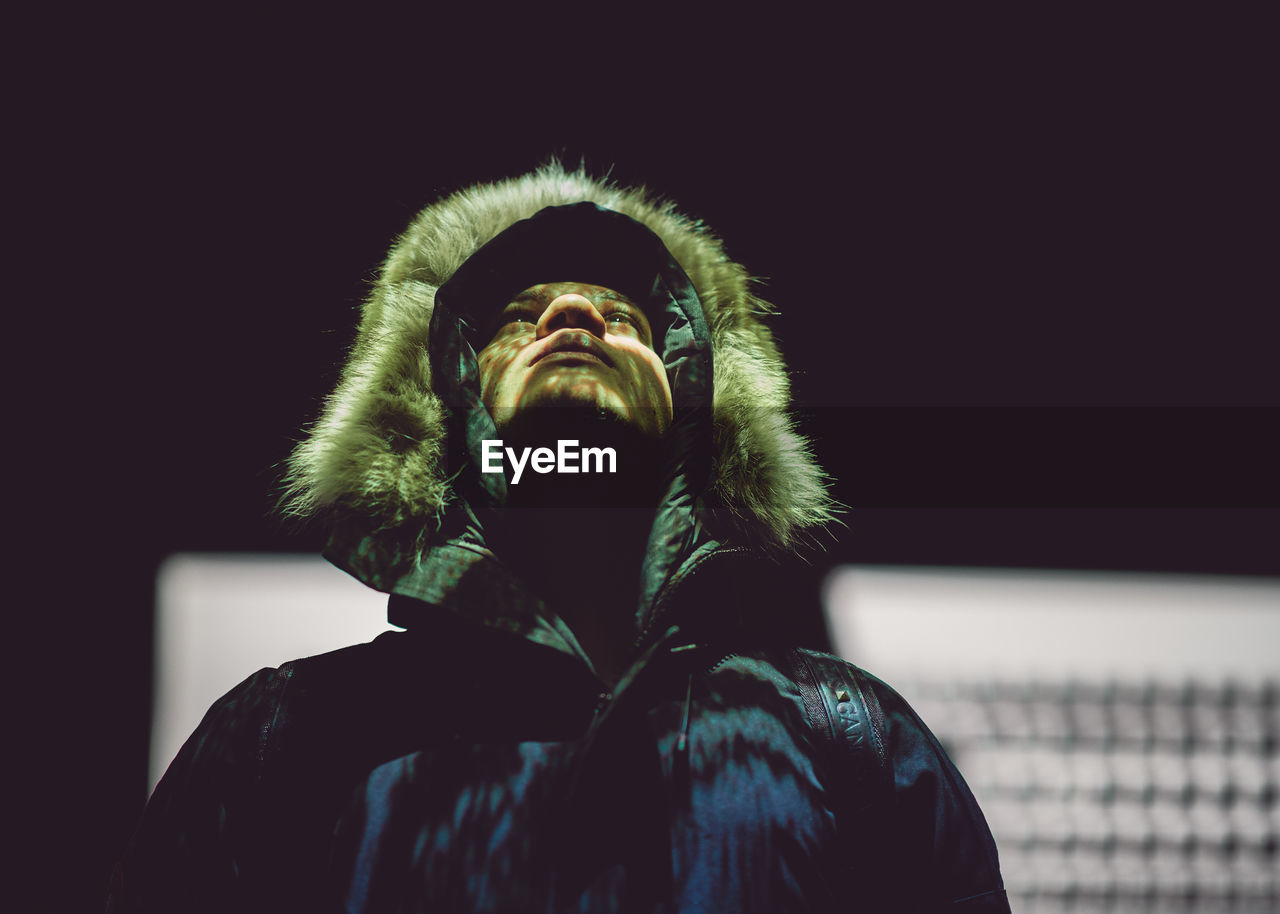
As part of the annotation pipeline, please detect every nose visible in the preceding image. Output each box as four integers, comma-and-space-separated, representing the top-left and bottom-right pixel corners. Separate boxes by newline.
537, 293, 608, 340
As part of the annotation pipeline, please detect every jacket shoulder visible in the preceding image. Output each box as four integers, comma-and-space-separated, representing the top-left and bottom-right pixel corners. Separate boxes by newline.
108, 664, 291, 912
847, 665, 1010, 910
761, 648, 1010, 911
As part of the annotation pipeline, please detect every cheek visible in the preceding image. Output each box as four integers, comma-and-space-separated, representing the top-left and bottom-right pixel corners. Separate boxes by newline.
477, 338, 525, 406
634, 349, 673, 412
654, 361, 674, 409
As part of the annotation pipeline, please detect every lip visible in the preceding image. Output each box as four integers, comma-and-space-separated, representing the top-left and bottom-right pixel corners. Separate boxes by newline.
529, 331, 615, 368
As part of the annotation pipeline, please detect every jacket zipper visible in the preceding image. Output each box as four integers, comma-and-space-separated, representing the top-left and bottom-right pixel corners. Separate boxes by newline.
592, 689, 614, 716
632, 544, 751, 653
706, 652, 737, 674
595, 546, 749, 731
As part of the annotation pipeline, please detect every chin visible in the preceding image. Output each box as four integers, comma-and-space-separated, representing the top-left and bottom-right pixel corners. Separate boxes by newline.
490, 378, 669, 440
495, 401, 635, 440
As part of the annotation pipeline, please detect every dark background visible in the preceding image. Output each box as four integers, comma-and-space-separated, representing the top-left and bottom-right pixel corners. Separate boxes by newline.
21, 13, 1276, 910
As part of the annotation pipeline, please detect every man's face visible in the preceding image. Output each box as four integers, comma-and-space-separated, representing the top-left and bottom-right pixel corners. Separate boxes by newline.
477, 282, 673, 438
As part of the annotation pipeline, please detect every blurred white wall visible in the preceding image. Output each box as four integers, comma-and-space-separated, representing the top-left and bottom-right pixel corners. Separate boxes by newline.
151, 554, 396, 791
823, 565, 1280, 683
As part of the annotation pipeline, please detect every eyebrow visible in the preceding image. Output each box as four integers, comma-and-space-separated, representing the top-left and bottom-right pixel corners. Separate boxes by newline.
509, 286, 637, 307
595, 287, 636, 305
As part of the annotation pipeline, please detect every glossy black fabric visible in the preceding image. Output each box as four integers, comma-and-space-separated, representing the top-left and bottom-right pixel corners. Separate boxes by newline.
109, 552, 1009, 912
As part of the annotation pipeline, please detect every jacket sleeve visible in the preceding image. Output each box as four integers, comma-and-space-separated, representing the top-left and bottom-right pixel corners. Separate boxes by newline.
862, 671, 1011, 912
106, 667, 292, 914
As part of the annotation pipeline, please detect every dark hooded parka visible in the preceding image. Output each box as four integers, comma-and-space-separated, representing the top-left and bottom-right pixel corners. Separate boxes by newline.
109, 165, 1009, 913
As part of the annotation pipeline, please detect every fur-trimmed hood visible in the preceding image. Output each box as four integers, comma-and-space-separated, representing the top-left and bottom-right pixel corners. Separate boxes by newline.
282, 163, 835, 575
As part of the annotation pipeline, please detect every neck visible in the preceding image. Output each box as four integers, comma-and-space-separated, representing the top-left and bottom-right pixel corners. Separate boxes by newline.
494, 504, 655, 688
482, 412, 666, 687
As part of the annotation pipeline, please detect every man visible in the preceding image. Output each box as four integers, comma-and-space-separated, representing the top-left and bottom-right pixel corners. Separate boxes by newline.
109, 164, 1008, 911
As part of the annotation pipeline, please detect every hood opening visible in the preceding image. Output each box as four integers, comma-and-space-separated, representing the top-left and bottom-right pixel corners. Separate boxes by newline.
429, 203, 714, 522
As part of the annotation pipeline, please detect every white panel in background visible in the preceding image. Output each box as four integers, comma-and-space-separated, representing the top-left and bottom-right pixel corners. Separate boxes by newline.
151, 553, 396, 792
823, 565, 1280, 684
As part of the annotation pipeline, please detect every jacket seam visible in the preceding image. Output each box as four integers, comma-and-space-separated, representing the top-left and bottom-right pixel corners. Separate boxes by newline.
255, 663, 296, 783
638, 544, 746, 645
952, 887, 1009, 904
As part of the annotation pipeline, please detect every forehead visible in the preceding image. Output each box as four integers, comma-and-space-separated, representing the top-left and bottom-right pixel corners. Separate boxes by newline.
509, 282, 638, 308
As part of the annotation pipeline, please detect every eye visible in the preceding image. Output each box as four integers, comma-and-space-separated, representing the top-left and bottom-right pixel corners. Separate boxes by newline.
503, 307, 539, 327
603, 307, 651, 346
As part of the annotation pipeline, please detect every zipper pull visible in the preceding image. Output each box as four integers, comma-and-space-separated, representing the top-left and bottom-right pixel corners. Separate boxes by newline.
593, 690, 614, 716
676, 674, 694, 753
